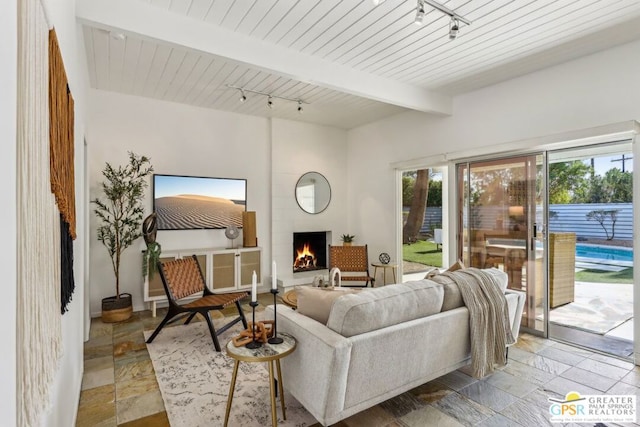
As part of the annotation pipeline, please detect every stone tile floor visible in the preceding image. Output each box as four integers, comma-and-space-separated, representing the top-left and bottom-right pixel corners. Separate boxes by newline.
77, 294, 640, 427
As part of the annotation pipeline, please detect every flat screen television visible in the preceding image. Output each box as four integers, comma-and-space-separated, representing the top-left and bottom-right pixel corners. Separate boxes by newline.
153, 174, 246, 230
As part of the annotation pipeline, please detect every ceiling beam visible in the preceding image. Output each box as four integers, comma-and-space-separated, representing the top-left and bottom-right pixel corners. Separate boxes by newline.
76, 0, 452, 115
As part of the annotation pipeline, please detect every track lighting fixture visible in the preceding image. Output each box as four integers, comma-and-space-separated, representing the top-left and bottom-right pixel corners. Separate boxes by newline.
226, 84, 308, 112
449, 17, 459, 40
373, 0, 471, 38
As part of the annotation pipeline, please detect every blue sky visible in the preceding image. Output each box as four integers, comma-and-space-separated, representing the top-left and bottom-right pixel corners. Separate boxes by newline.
154, 175, 246, 200
589, 154, 633, 175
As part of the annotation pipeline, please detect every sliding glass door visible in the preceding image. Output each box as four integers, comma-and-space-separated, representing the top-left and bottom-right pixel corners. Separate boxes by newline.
458, 154, 547, 335
546, 142, 634, 357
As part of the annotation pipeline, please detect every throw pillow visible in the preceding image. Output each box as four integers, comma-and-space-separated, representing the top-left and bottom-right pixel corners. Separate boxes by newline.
426, 274, 464, 311
424, 259, 465, 279
483, 267, 508, 293
296, 286, 361, 324
423, 260, 467, 311
446, 259, 465, 272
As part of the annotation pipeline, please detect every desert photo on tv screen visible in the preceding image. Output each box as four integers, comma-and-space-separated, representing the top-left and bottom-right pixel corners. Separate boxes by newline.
153, 175, 246, 230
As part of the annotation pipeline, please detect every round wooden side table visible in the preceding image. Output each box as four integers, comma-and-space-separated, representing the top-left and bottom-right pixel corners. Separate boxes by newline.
224, 333, 297, 427
281, 290, 298, 309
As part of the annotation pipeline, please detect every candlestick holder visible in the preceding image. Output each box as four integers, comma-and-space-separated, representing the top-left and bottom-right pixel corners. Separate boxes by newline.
245, 301, 262, 349
268, 289, 283, 344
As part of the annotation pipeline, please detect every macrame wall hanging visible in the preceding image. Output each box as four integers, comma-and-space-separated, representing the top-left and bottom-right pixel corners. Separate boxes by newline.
17, 0, 63, 424
49, 28, 76, 313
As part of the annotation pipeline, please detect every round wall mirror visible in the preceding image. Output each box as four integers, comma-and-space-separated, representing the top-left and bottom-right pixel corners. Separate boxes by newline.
295, 172, 331, 214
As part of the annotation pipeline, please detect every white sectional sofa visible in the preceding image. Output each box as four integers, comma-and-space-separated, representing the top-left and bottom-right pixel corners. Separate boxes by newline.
265, 269, 526, 426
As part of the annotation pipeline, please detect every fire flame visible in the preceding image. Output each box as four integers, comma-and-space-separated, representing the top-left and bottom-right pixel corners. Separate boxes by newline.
294, 243, 317, 269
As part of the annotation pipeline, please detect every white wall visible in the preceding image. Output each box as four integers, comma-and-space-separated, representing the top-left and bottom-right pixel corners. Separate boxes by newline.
42, 0, 90, 424
87, 90, 272, 315
348, 39, 640, 267
271, 119, 349, 286
0, 0, 17, 424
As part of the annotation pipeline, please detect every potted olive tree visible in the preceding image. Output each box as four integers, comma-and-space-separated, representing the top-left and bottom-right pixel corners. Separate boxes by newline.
94, 152, 153, 322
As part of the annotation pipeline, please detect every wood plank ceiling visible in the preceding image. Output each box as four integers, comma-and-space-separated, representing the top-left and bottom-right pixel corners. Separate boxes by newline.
79, 0, 640, 129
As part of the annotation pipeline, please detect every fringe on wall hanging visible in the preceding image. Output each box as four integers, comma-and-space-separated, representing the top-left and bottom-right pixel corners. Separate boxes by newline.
49, 28, 76, 313
17, 0, 63, 423
60, 213, 75, 312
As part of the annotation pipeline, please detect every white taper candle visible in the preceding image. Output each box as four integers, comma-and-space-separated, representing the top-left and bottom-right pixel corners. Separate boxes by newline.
272, 261, 277, 290
251, 271, 257, 302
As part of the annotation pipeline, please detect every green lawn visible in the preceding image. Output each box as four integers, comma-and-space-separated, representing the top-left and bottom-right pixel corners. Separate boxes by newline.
403, 240, 443, 268
405, 241, 632, 282
575, 268, 633, 284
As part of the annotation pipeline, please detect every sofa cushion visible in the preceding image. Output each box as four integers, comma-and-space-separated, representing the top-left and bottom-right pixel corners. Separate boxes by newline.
296, 286, 361, 324
484, 268, 508, 293
326, 281, 444, 337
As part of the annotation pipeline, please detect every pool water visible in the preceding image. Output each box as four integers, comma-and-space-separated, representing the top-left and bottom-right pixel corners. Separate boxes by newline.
575, 244, 633, 262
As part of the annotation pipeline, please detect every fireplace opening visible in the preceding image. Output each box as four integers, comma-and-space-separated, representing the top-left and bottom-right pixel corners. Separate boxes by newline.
293, 231, 328, 273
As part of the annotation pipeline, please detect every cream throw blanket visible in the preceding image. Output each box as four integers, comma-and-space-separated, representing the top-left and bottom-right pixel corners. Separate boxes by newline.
431, 268, 515, 378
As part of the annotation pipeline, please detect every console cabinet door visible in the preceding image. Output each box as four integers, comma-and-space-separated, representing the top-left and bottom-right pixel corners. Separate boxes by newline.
239, 249, 261, 288
212, 251, 237, 290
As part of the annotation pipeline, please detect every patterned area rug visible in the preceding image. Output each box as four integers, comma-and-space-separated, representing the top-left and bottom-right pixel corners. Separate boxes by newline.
144, 320, 317, 427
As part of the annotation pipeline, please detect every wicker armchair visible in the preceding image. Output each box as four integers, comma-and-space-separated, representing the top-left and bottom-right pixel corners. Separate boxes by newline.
328, 244, 375, 287
146, 255, 248, 351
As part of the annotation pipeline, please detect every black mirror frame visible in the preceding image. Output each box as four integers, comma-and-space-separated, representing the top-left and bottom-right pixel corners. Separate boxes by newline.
294, 171, 331, 214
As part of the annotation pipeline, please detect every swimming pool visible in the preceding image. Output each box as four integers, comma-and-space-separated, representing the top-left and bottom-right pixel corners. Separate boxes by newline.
575, 244, 633, 262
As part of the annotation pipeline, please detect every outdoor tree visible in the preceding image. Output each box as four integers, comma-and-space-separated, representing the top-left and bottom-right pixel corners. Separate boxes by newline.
586, 209, 620, 240
582, 169, 632, 203
603, 169, 633, 203
548, 161, 590, 204
403, 169, 430, 244
402, 175, 414, 206
427, 181, 442, 207
403, 173, 442, 207
585, 174, 607, 203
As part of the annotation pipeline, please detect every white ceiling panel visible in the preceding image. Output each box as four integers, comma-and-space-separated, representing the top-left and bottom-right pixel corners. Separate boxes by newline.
79, 0, 640, 129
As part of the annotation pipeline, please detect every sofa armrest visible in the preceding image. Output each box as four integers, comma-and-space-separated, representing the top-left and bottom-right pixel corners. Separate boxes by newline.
264, 305, 352, 425
505, 289, 525, 343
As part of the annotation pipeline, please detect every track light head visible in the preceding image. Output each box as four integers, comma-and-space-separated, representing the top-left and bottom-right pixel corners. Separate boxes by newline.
240, 90, 246, 102
297, 101, 303, 114
109, 31, 126, 41
415, 1, 425, 25
267, 96, 273, 109
449, 17, 459, 40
